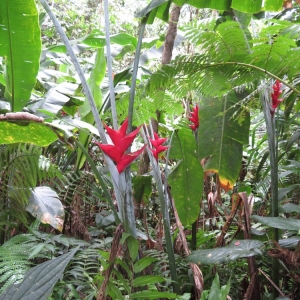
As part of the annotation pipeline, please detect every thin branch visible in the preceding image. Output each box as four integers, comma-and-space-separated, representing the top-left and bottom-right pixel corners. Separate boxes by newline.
258, 268, 285, 297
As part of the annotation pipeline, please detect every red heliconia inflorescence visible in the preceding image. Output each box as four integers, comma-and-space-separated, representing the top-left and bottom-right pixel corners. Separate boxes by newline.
188, 104, 199, 131
148, 132, 169, 161
95, 118, 145, 173
270, 80, 283, 115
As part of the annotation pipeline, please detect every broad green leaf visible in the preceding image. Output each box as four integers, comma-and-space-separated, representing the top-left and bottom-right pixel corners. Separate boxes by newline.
135, 0, 169, 19
185, 0, 230, 10
80, 31, 137, 48
121, 233, 138, 261
76, 48, 106, 169
264, 0, 283, 12
132, 275, 165, 287
279, 237, 300, 249
252, 215, 300, 231
130, 290, 177, 299
26, 187, 65, 232
188, 240, 263, 265
0, 122, 57, 146
169, 128, 203, 225
133, 175, 152, 204
0, 247, 78, 300
198, 92, 250, 191
279, 203, 300, 214
231, 0, 262, 13
107, 282, 124, 300
133, 257, 157, 273
278, 184, 300, 201
208, 273, 221, 300
28, 82, 81, 116
0, 0, 41, 112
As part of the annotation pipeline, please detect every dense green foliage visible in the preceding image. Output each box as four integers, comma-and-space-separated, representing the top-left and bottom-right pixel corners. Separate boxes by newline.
0, 0, 300, 299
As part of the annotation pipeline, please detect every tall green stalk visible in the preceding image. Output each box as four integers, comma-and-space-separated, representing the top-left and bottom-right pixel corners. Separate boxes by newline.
260, 87, 279, 296
141, 128, 179, 293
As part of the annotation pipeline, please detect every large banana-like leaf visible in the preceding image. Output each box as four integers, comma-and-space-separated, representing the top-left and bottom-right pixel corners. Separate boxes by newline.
0, 0, 41, 112
136, 0, 282, 23
0, 121, 57, 146
169, 128, 203, 225
198, 92, 250, 191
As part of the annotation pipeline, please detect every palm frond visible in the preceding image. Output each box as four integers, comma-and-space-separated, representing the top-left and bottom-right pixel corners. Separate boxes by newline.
147, 19, 300, 99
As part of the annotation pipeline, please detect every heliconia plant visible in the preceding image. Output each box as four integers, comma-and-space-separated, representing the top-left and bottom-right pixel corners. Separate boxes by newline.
95, 118, 145, 173
148, 132, 169, 161
270, 80, 283, 115
189, 104, 199, 131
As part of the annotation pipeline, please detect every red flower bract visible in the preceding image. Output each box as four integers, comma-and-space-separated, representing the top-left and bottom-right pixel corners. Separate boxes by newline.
188, 105, 199, 131
270, 80, 283, 115
148, 132, 169, 161
95, 118, 145, 173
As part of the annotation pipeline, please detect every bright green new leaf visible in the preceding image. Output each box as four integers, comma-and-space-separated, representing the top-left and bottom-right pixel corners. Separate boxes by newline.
169, 128, 203, 225
26, 187, 65, 232
264, 0, 283, 12
0, 0, 41, 112
80, 30, 138, 48
0, 122, 57, 146
231, 0, 262, 13
198, 92, 250, 191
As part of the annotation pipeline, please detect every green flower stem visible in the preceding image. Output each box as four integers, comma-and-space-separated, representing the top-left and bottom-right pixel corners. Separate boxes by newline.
141, 128, 179, 294
127, 16, 148, 133
260, 88, 279, 297
103, 0, 118, 130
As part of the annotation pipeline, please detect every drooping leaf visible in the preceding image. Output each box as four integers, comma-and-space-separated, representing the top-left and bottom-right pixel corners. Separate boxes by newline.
188, 240, 263, 265
28, 82, 81, 117
0, 0, 41, 112
0, 247, 78, 300
252, 215, 300, 231
279, 203, 300, 214
198, 92, 250, 191
169, 127, 203, 225
26, 187, 65, 232
0, 122, 57, 146
278, 184, 300, 201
